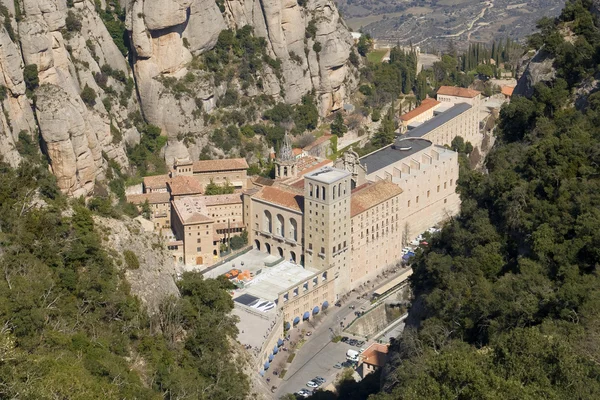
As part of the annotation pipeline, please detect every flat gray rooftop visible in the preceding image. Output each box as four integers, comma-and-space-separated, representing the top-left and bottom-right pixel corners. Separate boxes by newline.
405, 102, 471, 139
305, 166, 350, 184
360, 138, 432, 175
243, 261, 315, 301
202, 249, 281, 279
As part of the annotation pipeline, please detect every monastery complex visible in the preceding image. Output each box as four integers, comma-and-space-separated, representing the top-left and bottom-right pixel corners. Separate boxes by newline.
126, 87, 483, 364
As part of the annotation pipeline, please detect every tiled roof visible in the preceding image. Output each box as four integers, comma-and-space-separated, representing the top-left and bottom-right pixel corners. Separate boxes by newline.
437, 86, 481, 98
361, 343, 389, 367
501, 86, 514, 96
253, 186, 304, 212
400, 98, 440, 121
143, 174, 170, 190
298, 158, 333, 176
351, 181, 403, 217
293, 148, 304, 156
253, 176, 275, 187
168, 176, 203, 196
172, 197, 213, 225
126, 192, 170, 204
303, 134, 332, 151
203, 193, 242, 206
192, 158, 249, 173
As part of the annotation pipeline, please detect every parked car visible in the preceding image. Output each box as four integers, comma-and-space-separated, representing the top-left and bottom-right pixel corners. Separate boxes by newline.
306, 380, 318, 388
306, 331, 312, 337
341, 336, 349, 342
333, 363, 343, 369
314, 376, 326, 384
296, 389, 310, 398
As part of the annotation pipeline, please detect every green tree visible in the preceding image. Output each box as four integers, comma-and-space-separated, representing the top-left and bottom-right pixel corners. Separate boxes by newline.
23, 64, 39, 95
330, 112, 348, 137
80, 84, 97, 106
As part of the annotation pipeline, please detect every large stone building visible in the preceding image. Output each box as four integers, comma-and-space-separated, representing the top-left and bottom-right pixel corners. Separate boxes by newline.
172, 158, 249, 189
436, 85, 482, 112
243, 134, 461, 299
402, 102, 481, 148
170, 194, 244, 265
399, 98, 441, 132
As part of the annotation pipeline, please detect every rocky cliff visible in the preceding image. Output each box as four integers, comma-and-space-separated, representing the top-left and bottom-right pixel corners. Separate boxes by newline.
126, 0, 358, 161
0, 0, 357, 196
0, 0, 135, 197
513, 49, 556, 98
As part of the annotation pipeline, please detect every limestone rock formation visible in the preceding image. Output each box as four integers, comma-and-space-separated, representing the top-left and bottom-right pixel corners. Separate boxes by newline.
126, 0, 358, 148
94, 215, 180, 313
0, 0, 138, 196
514, 50, 556, 98
0, 0, 357, 197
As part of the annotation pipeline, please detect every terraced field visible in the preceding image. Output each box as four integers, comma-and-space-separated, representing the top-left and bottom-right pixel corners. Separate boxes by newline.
337, 0, 565, 51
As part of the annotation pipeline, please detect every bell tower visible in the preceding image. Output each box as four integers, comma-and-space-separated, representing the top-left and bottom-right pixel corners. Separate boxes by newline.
275, 133, 298, 179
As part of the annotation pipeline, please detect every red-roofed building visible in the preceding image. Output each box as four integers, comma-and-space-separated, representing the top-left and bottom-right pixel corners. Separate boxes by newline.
436, 85, 482, 114
359, 343, 389, 377
501, 86, 514, 100
173, 157, 249, 190
399, 98, 441, 132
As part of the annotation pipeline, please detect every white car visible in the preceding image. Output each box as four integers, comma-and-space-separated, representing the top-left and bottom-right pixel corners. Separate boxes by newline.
296, 389, 310, 398
401, 247, 412, 255
306, 380, 318, 388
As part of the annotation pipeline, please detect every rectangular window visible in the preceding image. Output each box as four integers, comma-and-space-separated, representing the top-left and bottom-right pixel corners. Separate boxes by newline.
196, 247, 201, 252
197, 239, 201, 243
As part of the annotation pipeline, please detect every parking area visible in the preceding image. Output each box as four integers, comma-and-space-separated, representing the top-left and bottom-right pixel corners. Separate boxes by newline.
278, 332, 371, 397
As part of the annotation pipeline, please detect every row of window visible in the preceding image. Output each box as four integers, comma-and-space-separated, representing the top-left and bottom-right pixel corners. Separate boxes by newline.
407, 180, 453, 207
307, 181, 347, 201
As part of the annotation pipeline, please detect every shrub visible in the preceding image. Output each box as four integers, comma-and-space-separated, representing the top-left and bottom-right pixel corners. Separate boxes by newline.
313, 41, 322, 53
66, 10, 82, 32
123, 250, 140, 270
220, 89, 238, 107
23, 64, 39, 94
81, 84, 97, 106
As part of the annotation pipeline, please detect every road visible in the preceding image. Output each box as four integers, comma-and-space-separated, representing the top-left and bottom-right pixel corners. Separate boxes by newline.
276, 268, 410, 397
276, 298, 369, 397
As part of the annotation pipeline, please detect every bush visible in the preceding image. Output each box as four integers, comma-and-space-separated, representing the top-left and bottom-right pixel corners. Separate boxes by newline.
220, 89, 238, 107
123, 250, 140, 270
65, 10, 82, 32
81, 84, 97, 106
371, 109, 381, 122
23, 64, 39, 94
313, 41, 322, 53
230, 231, 248, 250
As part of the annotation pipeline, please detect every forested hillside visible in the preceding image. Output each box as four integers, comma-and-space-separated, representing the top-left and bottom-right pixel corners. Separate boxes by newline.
0, 153, 249, 397
374, 1, 600, 398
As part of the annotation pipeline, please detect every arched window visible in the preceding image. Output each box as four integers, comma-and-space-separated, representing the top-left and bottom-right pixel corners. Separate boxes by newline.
289, 218, 298, 241
309, 183, 313, 197
264, 210, 272, 233
322, 186, 326, 200
315, 185, 320, 199
276, 214, 285, 237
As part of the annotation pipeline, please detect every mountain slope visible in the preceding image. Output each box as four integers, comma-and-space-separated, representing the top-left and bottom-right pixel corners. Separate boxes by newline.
0, 0, 357, 197
375, 1, 600, 398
